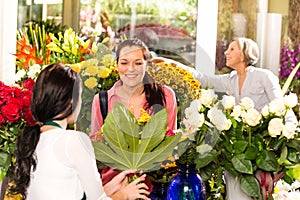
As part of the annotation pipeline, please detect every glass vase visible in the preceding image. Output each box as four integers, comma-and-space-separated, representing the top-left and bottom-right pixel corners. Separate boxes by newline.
166, 163, 206, 200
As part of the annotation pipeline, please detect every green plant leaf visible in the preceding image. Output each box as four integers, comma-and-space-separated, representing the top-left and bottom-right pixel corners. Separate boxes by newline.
256, 150, 278, 171
245, 145, 258, 160
92, 142, 132, 169
195, 149, 218, 168
134, 134, 182, 171
232, 155, 253, 174
92, 103, 181, 171
279, 146, 288, 165
0, 152, 10, 167
103, 102, 140, 152
233, 140, 248, 154
240, 175, 260, 198
223, 162, 239, 177
138, 109, 168, 152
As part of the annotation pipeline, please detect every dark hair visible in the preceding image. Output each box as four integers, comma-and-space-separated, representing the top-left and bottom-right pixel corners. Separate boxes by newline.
116, 39, 166, 113
9, 63, 81, 198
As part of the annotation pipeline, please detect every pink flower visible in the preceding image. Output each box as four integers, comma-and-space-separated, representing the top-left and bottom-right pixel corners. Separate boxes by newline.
166, 130, 175, 136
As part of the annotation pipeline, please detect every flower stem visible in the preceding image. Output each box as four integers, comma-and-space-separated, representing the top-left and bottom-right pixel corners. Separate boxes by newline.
247, 126, 251, 146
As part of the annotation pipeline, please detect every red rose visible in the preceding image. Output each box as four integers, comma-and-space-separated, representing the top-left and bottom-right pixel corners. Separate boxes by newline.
1, 103, 21, 122
23, 108, 35, 126
23, 78, 35, 90
21, 89, 32, 107
9, 86, 22, 98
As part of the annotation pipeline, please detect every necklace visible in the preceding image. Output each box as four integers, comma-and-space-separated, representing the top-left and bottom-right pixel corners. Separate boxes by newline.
44, 121, 63, 129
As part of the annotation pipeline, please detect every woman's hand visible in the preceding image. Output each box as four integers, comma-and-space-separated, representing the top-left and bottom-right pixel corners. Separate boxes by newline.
120, 174, 150, 200
106, 171, 150, 200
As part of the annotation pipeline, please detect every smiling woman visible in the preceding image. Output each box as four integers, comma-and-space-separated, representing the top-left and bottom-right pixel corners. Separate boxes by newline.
90, 39, 178, 196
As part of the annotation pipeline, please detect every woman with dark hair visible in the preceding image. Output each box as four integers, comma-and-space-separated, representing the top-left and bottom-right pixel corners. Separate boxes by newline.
90, 39, 177, 187
8, 63, 150, 200
90, 38, 177, 138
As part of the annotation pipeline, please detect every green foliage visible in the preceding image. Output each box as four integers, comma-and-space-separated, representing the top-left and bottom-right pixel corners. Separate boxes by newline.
92, 103, 181, 171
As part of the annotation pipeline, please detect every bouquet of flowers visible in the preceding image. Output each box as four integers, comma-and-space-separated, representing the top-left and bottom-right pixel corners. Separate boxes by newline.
219, 94, 300, 199
92, 102, 182, 174
68, 52, 119, 133
181, 90, 300, 199
0, 80, 35, 181
148, 61, 201, 106
177, 88, 229, 198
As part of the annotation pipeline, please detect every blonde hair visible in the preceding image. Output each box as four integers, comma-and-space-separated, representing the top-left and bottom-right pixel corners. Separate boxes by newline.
234, 37, 259, 66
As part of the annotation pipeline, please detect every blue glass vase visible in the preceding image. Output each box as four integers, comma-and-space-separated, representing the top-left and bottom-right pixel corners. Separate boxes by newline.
166, 163, 206, 200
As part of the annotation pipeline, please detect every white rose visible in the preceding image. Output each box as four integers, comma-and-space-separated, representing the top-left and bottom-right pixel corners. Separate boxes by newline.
182, 118, 197, 134
261, 105, 269, 118
240, 97, 254, 110
268, 118, 284, 137
283, 93, 298, 109
199, 89, 217, 107
27, 64, 42, 80
184, 100, 199, 118
268, 98, 285, 117
14, 69, 26, 81
208, 107, 232, 131
190, 99, 202, 111
242, 108, 261, 126
282, 122, 297, 139
183, 112, 205, 133
221, 95, 235, 110
230, 105, 242, 120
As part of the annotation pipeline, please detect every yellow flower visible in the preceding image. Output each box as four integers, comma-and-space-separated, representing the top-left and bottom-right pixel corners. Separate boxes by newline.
97, 67, 111, 78
62, 43, 71, 53
101, 54, 116, 67
148, 62, 201, 104
46, 42, 63, 53
68, 63, 81, 73
84, 77, 98, 89
91, 43, 98, 54
137, 108, 151, 125
80, 58, 99, 70
85, 65, 98, 76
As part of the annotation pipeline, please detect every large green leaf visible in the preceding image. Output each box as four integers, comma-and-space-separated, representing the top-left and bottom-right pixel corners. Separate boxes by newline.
232, 155, 253, 174
92, 103, 181, 171
138, 109, 168, 152
103, 102, 140, 152
134, 134, 182, 171
195, 149, 218, 168
233, 140, 248, 154
256, 150, 278, 171
240, 175, 260, 198
93, 142, 133, 169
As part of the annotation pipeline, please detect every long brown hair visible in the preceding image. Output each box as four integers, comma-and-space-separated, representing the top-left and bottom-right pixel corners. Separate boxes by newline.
9, 63, 81, 199
116, 39, 166, 114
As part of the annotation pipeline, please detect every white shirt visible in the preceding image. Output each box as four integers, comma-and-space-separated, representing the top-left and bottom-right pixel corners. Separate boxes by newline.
183, 65, 297, 124
195, 66, 282, 111
27, 129, 111, 200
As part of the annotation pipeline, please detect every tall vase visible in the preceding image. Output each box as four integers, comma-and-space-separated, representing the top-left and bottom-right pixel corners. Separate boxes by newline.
166, 163, 206, 200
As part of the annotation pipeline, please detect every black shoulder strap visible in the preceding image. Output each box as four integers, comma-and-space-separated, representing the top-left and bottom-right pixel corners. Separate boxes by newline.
99, 91, 108, 122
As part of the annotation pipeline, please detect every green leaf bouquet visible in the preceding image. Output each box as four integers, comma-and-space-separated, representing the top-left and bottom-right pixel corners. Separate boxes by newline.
92, 102, 182, 172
